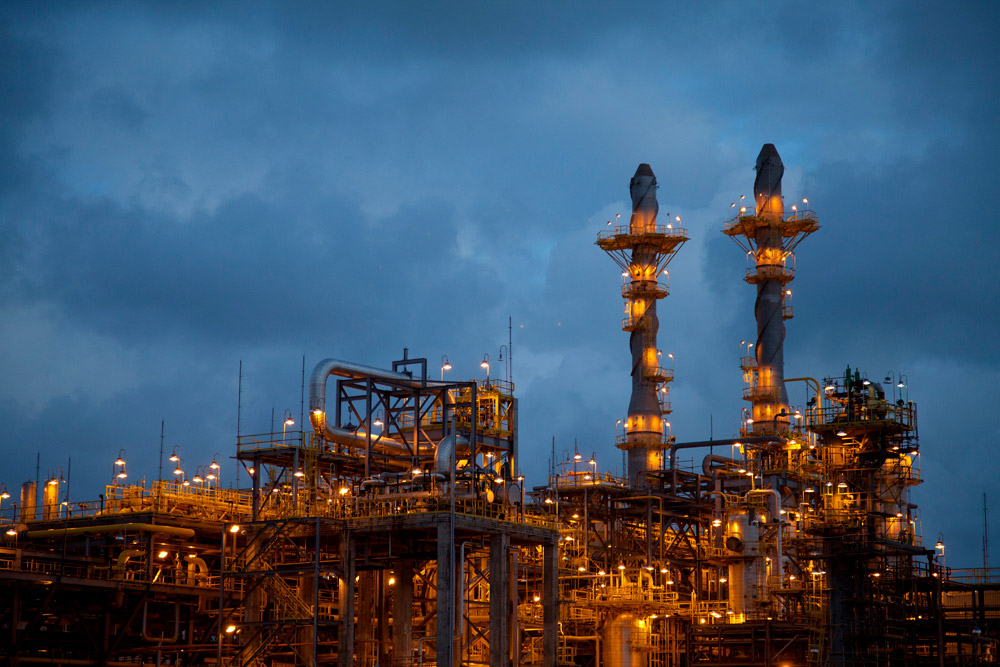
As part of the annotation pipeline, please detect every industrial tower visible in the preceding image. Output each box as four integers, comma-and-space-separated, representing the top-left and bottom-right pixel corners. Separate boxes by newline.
597, 164, 687, 486
723, 144, 819, 435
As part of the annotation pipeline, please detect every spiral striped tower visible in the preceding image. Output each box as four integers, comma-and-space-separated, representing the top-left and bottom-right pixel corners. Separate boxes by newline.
597, 164, 687, 487
723, 144, 819, 435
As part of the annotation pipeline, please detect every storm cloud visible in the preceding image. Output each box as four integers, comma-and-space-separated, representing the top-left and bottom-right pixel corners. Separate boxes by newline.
1, 1, 998, 566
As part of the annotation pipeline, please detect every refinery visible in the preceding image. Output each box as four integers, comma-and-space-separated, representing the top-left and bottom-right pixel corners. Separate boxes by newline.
1, 145, 996, 667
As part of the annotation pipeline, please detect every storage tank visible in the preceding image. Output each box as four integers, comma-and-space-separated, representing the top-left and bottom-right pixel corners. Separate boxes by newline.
42, 478, 59, 520
20, 481, 36, 523
602, 612, 649, 667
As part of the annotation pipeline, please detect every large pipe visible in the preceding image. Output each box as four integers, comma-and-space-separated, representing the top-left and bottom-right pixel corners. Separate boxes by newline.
434, 435, 470, 475
25, 523, 195, 539
309, 358, 452, 459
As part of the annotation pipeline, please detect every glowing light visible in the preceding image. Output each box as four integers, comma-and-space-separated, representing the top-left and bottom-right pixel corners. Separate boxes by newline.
229, 524, 240, 533
157, 551, 168, 558
225, 625, 237, 634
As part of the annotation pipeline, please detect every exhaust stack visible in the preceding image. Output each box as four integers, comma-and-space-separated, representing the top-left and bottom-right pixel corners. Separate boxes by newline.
597, 164, 687, 486
724, 144, 819, 435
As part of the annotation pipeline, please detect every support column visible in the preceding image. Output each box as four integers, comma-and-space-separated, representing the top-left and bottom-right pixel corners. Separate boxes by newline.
338, 534, 356, 667
436, 522, 455, 667
489, 533, 510, 667
542, 540, 558, 666
392, 561, 414, 665
357, 571, 377, 666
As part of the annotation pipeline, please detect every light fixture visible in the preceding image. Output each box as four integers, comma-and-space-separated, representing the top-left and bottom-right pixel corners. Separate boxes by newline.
157, 550, 169, 558
229, 524, 240, 533
225, 625, 237, 634
294, 469, 305, 478
169, 446, 180, 463
836, 429, 847, 437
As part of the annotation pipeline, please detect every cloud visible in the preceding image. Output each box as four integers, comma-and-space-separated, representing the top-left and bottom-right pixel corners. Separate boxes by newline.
0, 1, 998, 567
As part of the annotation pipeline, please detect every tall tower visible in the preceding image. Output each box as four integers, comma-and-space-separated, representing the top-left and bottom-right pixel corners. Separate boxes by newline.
597, 164, 687, 486
723, 144, 818, 435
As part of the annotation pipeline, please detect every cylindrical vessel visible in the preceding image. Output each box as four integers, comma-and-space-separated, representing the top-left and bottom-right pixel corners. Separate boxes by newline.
602, 612, 649, 667
42, 479, 59, 520
20, 481, 37, 523
727, 513, 759, 620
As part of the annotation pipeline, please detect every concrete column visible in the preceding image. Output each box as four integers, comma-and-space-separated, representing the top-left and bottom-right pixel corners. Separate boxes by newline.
299, 572, 317, 667
542, 540, 559, 666
338, 535, 356, 667
392, 561, 414, 665
489, 533, 510, 667
357, 571, 377, 666
436, 522, 454, 667
378, 571, 390, 667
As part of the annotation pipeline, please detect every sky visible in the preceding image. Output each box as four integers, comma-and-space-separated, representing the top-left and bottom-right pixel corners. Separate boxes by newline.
1, 1, 998, 568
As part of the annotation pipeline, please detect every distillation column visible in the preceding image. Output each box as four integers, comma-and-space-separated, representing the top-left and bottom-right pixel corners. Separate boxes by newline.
723, 144, 819, 434
598, 164, 687, 486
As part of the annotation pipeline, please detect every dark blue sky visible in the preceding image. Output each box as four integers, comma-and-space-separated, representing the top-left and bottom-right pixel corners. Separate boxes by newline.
1, 2, 998, 567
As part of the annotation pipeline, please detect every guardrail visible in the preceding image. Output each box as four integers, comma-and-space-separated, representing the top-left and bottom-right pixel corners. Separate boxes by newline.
598, 223, 688, 241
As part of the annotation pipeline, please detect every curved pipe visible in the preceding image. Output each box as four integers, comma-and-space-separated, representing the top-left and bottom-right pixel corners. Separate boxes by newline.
704, 454, 740, 516
309, 358, 449, 459
142, 600, 180, 643
434, 434, 470, 475
702, 454, 740, 478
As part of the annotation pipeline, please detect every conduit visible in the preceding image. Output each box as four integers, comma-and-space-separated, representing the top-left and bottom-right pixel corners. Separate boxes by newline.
25, 523, 195, 539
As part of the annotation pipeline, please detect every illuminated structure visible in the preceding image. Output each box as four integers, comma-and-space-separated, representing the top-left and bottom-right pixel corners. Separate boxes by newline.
723, 144, 818, 436
597, 164, 687, 486
0, 146, 996, 667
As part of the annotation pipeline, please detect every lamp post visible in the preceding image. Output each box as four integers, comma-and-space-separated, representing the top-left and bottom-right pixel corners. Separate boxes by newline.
209, 454, 221, 489
441, 355, 452, 381
113, 449, 127, 483
480, 353, 490, 382
0, 484, 9, 524
282, 409, 295, 444
499, 345, 509, 386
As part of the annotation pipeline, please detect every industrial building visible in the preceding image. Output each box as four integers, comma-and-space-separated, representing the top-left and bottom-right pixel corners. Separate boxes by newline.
1, 145, 996, 666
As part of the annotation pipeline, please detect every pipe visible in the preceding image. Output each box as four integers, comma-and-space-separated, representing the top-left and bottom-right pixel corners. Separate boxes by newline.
25, 523, 195, 539
668, 437, 782, 492
748, 488, 782, 589
434, 435, 470, 475
142, 600, 180, 643
702, 455, 740, 478
703, 454, 740, 516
